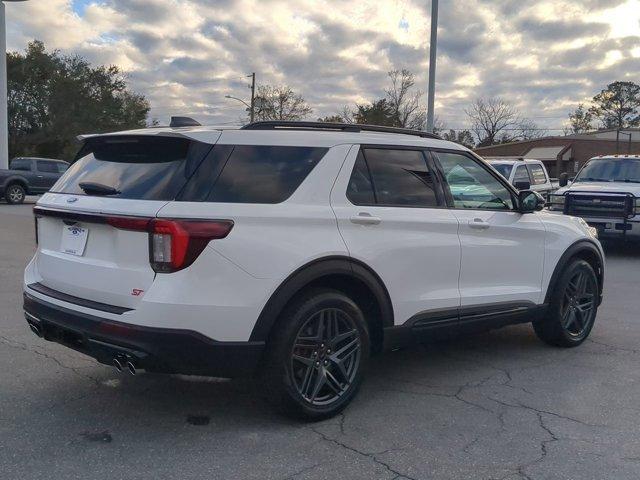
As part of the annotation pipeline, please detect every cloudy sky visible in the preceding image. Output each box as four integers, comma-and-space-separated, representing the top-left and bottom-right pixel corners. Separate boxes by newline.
5, 0, 640, 132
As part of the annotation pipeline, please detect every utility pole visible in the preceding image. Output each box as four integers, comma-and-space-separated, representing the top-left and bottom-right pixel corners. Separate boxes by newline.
249, 72, 256, 123
426, 0, 438, 133
0, 1, 27, 170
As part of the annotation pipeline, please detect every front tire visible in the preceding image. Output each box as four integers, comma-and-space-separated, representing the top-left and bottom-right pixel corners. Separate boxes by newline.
262, 288, 370, 420
5, 184, 26, 205
533, 259, 598, 347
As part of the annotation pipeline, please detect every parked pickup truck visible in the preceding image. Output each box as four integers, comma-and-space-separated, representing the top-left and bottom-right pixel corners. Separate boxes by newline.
0, 157, 69, 204
484, 157, 556, 199
548, 155, 640, 240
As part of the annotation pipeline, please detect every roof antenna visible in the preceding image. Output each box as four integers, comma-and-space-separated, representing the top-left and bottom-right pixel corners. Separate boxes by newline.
170, 116, 201, 127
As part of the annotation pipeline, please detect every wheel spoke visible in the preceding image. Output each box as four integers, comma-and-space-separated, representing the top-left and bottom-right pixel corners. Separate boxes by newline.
300, 364, 316, 398
562, 307, 576, 329
330, 329, 357, 349
309, 368, 326, 402
325, 369, 345, 395
292, 353, 314, 367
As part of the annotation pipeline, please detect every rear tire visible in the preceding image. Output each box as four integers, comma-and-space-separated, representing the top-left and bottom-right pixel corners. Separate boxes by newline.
5, 183, 26, 205
262, 288, 370, 420
533, 259, 598, 347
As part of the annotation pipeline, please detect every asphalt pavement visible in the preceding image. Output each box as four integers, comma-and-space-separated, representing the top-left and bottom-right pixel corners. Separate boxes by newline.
1, 201, 640, 480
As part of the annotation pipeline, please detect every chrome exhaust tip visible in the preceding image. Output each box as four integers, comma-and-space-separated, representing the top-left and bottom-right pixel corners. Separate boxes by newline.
29, 323, 43, 338
113, 358, 124, 372
126, 361, 136, 376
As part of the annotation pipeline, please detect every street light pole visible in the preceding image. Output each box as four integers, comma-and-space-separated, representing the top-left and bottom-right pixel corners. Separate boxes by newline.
249, 72, 255, 123
0, 1, 27, 170
426, 0, 438, 133
0, 2, 8, 170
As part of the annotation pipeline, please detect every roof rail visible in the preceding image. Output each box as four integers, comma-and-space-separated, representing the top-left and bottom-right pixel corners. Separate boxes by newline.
241, 121, 441, 139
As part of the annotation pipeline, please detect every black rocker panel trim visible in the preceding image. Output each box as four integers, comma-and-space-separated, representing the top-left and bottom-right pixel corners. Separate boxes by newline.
249, 256, 394, 342
383, 301, 545, 350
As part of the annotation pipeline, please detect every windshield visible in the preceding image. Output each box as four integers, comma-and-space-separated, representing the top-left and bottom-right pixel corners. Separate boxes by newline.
574, 158, 640, 183
488, 163, 514, 179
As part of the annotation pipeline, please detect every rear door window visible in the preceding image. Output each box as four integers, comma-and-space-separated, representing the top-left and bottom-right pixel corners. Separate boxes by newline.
360, 148, 439, 207
37, 161, 61, 173
52, 136, 212, 200
346, 150, 376, 205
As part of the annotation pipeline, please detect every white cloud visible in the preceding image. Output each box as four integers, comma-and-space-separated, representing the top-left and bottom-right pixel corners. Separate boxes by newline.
5, 0, 640, 131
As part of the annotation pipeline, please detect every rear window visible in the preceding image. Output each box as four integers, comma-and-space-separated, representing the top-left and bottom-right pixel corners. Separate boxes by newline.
490, 163, 513, 179
51, 136, 212, 200
10, 158, 31, 171
181, 145, 327, 204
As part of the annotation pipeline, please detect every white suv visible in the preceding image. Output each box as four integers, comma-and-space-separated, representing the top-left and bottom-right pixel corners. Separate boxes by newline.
23, 120, 604, 419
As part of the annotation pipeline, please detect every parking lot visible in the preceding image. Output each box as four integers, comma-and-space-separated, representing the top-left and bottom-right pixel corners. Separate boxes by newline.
1, 201, 640, 480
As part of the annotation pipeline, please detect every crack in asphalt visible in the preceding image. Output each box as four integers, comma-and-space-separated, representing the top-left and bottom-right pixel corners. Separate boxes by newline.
587, 338, 640, 356
310, 427, 416, 480
0, 334, 101, 386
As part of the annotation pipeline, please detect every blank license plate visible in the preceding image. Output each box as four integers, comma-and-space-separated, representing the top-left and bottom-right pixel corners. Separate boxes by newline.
61, 225, 88, 256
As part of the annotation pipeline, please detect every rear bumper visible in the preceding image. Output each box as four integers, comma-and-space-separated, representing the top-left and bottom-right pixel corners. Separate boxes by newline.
23, 292, 265, 378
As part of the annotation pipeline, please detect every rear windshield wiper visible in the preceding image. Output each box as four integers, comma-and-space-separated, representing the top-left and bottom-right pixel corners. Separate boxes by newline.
78, 182, 121, 196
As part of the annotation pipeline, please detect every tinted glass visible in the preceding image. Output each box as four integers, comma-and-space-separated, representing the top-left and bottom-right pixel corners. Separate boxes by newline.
52, 136, 212, 200
363, 148, 438, 207
490, 163, 513, 179
57, 162, 69, 174
37, 161, 60, 173
528, 164, 547, 185
574, 158, 640, 183
513, 165, 530, 182
206, 146, 327, 203
9, 159, 31, 171
436, 152, 514, 210
347, 151, 375, 205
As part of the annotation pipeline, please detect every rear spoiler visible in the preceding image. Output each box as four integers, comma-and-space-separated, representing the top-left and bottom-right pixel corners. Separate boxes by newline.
76, 129, 223, 145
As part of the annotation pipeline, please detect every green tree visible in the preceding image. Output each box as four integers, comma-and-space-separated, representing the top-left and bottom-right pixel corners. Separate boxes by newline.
566, 103, 594, 134
8, 40, 149, 160
589, 81, 640, 129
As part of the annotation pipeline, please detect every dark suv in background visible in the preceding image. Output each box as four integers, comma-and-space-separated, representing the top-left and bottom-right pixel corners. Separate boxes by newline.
0, 157, 69, 204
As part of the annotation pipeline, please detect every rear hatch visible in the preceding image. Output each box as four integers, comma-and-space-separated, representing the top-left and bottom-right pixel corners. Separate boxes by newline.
32, 133, 218, 310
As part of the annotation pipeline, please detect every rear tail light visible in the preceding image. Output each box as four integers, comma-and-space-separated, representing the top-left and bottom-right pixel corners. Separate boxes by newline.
105, 215, 233, 273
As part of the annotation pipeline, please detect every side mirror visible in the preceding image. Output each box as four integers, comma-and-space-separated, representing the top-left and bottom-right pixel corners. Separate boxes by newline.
513, 180, 531, 191
519, 190, 545, 213
558, 173, 568, 187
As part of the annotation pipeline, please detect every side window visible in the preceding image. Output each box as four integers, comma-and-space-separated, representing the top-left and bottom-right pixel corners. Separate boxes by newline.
435, 152, 514, 210
37, 161, 59, 173
513, 165, 531, 183
57, 163, 69, 174
206, 146, 327, 204
362, 148, 439, 207
346, 150, 376, 205
9, 159, 31, 171
528, 164, 547, 185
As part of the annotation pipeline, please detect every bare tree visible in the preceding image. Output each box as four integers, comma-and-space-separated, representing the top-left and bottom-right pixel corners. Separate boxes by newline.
254, 85, 313, 121
465, 97, 520, 147
385, 69, 425, 129
515, 119, 547, 140
441, 129, 475, 148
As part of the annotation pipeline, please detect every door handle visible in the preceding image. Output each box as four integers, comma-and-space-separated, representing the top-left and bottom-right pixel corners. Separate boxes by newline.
468, 218, 490, 230
37, 175, 44, 178
350, 212, 381, 225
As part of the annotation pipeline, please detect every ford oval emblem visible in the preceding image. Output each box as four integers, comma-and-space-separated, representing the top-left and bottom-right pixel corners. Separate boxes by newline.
67, 197, 78, 203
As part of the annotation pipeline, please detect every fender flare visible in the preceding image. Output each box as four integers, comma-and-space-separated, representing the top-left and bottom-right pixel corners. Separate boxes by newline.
249, 256, 394, 342
544, 239, 604, 306
2, 175, 29, 192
